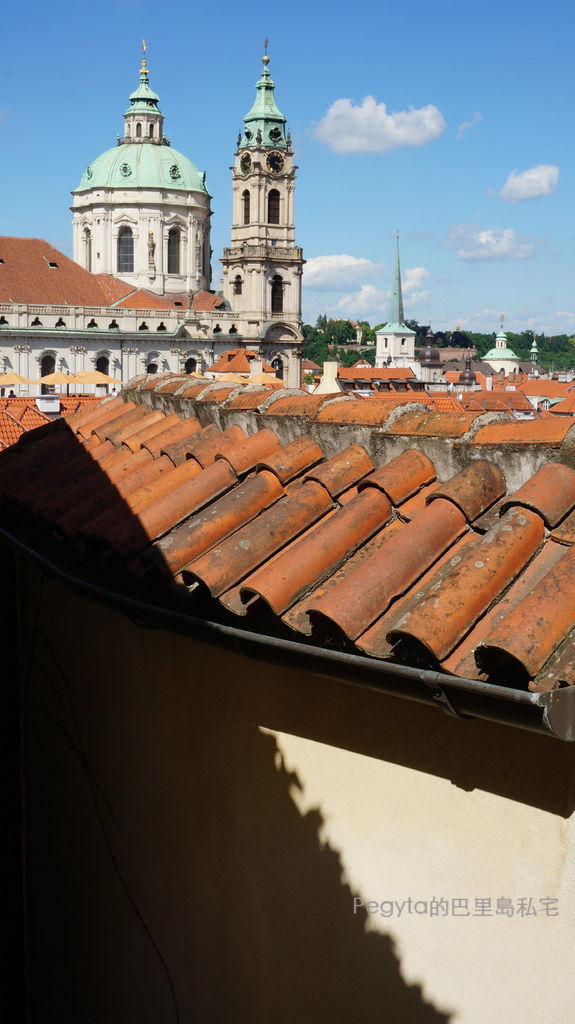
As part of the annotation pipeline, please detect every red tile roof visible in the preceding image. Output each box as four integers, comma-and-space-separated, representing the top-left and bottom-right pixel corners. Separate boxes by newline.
206, 349, 275, 374
5, 391, 575, 711
0, 237, 221, 313
0, 411, 26, 447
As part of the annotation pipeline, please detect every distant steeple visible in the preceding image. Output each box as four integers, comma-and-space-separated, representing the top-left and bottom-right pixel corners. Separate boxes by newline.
530, 336, 539, 364
240, 48, 287, 149
388, 232, 406, 327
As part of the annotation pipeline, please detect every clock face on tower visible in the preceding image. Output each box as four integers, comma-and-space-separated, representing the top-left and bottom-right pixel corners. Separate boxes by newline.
240, 153, 252, 175
266, 151, 285, 174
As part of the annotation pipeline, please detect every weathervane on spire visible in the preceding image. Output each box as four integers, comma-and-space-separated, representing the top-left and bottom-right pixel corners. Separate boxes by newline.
263, 38, 270, 65
499, 312, 505, 331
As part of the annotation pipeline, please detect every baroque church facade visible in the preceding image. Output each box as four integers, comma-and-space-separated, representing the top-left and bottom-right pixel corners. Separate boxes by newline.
0, 50, 304, 388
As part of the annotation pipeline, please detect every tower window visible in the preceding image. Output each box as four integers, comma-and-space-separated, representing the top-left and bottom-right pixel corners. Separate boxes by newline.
242, 190, 250, 225
233, 275, 243, 295
268, 189, 280, 225
271, 274, 283, 314
117, 227, 134, 274
136, 122, 142, 138
168, 228, 180, 274
185, 357, 197, 374
40, 353, 55, 394
84, 228, 92, 272
96, 355, 109, 375
271, 357, 284, 380
149, 123, 154, 138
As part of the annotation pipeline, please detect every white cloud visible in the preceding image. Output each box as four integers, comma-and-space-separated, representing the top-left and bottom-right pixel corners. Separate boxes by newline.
446, 224, 536, 261
499, 164, 559, 202
456, 112, 483, 140
303, 254, 382, 290
335, 284, 387, 316
313, 95, 446, 153
403, 266, 430, 302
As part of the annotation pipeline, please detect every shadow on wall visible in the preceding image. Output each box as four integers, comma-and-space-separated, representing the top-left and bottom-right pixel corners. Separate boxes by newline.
20, 572, 452, 1023
4, 412, 574, 1022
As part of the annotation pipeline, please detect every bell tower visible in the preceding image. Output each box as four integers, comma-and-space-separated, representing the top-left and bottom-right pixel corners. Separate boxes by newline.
221, 51, 304, 338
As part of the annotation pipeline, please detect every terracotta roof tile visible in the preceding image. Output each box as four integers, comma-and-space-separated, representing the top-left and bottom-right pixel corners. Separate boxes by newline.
389, 410, 482, 437
9, 394, 575, 701
255, 437, 324, 483
303, 498, 466, 642
358, 449, 436, 505
304, 444, 373, 498
472, 419, 575, 446
263, 394, 330, 417
315, 400, 393, 426
475, 544, 575, 682
0, 412, 26, 447
387, 508, 544, 664
500, 463, 575, 527
224, 389, 276, 411
427, 460, 506, 522
183, 479, 333, 598
237, 487, 392, 616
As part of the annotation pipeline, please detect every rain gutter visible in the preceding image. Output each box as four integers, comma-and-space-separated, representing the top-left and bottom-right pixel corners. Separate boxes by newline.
1, 525, 573, 742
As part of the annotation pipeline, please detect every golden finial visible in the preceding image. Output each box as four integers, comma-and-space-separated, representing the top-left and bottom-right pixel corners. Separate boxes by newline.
263, 38, 270, 64
140, 38, 149, 77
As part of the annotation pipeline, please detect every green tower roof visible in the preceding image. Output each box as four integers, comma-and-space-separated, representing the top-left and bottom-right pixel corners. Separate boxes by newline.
240, 54, 287, 149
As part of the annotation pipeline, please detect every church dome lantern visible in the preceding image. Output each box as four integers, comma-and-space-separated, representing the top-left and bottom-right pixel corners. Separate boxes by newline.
71, 43, 212, 295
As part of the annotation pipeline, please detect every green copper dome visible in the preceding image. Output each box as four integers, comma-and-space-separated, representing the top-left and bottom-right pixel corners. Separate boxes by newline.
73, 142, 208, 194
73, 48, 208, 195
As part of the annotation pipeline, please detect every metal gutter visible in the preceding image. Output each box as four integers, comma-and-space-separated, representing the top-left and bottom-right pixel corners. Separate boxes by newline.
1, 524, 572, 741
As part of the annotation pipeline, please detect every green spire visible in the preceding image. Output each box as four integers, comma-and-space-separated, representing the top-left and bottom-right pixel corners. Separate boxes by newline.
240, 51, 287, 149
125, 41, 162, 115
388, 233, 406, 326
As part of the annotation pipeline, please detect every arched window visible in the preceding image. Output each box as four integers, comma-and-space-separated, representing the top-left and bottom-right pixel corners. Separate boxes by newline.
268, 189, 280, 225
242, 190, 250, 225
117, 228, 134, 274
96, 355, 109, 375
84, 228, 92, 272
233, 275, 243, 295
168, 228, 180, 274
185, 357, 197, 374
136, 122, 142, 138
149, 123, 154, 138
271, 275, 283, 313
271, 357, 284, 380
146, 362, 158, 374
40, 354, 56, 394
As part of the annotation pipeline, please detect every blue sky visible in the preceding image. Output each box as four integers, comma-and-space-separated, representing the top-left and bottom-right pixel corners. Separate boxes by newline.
1, 0, 573, 334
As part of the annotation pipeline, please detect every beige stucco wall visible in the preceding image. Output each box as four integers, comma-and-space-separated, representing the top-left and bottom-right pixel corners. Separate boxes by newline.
18, 562, 575, 1023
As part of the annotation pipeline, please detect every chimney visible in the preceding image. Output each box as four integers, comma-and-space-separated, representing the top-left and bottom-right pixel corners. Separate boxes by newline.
315, 361, 343, 394
486, 375, 493, 391
249, 359, 263, 377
